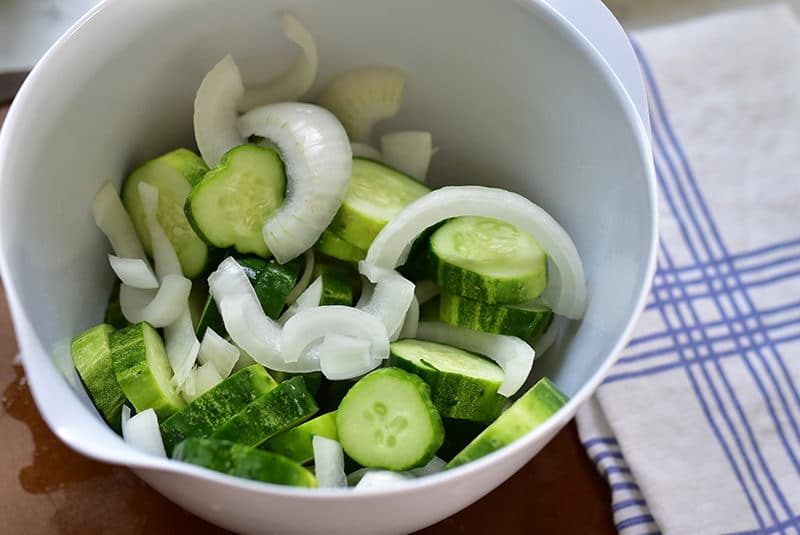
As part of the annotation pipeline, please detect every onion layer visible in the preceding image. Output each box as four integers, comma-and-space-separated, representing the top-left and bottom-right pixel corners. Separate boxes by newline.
194, 55, 245, 167
121, 406, 167, 458
313, 436, 347, 488
91, 181, 147, 260
108, 255, 158, 289
380, 131, 434, 182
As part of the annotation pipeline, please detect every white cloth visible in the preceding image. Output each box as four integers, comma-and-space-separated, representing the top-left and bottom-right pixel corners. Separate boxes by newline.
576, 3, 800, 534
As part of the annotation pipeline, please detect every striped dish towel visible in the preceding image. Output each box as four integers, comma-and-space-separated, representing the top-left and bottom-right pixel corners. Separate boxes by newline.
576, 3, 800, 534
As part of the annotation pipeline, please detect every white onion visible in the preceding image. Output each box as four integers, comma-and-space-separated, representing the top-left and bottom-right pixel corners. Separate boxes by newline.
238, 103, 352, 263
350, 142, 382, 160
164, 306, 200, 389
380, 131, 433, 182
397, 296, 419, 340
91, 181, 147, 260
286, 250, 316, 305
198, 328, 240, 379
119, 274, 191, 327
413, 280, 440, 305
416, 321, 534, 397
121, 406, 167, 458
138, 182, 183, 279
194, 55, 245, 167
408, 456, 446, 477
185, 361, 224, 402
365, 186, 586, 319
356, 263, 415, 342
237, 12, 318, 112
313, 436, 347, 488
108, 255, 158, 289
280, 275, 322, 324
530, 315, 569, 360
208, 256, 261, 306
354, 470, 412, 491
319, 334, 380, 380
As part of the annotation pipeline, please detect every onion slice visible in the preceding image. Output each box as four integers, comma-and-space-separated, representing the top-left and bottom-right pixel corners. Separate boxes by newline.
397, 296, 419, 340
408, 456, 446, 477
237, 12, 318, 112
416, 321, 534, 397
238, 104, 352, 262
121, 406, 167, 458
119, 274, 191, 327
91, 181, 147, 260
313, 436, 347, 488
365, 186, 586, 319
108, 255, 158, 289
139, 182, 183, 279
194, 55, 245, 167
356, 263, 415, 341
164, 306, 200, 389
280, 275, 322, 324
354, 470, 412, 490
319, 333, 379, 380
285, 250, 315, 305
198, 328, 240, 379
413, 280, 440, 305
380, 131, 434, 182
350, 142, 382, 160
185, 361, 224, 403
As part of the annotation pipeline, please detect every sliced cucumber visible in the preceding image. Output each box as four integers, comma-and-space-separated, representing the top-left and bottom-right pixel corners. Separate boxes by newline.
315, 229, 367, 263
211, 376, 318, 447
261, 411, 338, 464
186, 144, 286, 258
329, 158, 430, 250
336, 367, 443, 470
445, 377, 568, 469
269, 370, 323, 397
71, 324, 126, 432
173, 438, 318, 487
430, 216, 548, 304
389, 339, 505, 423
109, 322, 185, 420
439, 292, 554, 339
104, 281, 130, 330
319, 265, 353, 306
122, 148, 210, 278
159, 365, 278, 453
315, 378, 358, 413
436, 418, 487, 462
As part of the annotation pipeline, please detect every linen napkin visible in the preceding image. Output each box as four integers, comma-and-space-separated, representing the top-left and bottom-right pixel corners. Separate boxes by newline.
576, 3, 800, 534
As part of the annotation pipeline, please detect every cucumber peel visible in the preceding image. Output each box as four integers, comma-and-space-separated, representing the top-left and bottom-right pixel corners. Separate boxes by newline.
439, 292, 553, 339
261, 411, 338, 464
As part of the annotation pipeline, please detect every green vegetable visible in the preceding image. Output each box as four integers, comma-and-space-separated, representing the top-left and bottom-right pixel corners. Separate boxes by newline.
315, 230, 367, 263
261, 411, 338, 464
439, 292, 553, 338
103, 281, 130, 330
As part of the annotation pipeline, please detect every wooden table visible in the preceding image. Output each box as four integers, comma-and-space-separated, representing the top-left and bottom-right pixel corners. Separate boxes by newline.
0, 101, 616, 534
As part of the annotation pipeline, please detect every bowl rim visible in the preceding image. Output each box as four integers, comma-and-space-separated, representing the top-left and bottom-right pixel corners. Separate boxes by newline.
0, 0, 658, 499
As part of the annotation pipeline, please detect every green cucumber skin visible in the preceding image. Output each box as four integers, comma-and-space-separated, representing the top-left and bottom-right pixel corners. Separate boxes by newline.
430, 255, 543, 305
109, 322, 185, 420
160, 365, 278, 454
315, 230, 367, 263
437, 418, 488, 462
104, 282, 130, 330
445, 378, 568, 469
71, 324, 126, 432
173, 438, 318, 487
211, 376, 319, 447
196, 295, 227, 340
122, 148, 211, 279
439, 292, 554, 339
261, 411, 338, 464
320, 269, 354, 306
389, 343, 505, 424
269, 370, 323, 397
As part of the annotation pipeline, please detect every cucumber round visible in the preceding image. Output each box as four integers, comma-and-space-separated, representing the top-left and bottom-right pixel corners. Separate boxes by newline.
389, 339, 505, 423
109, 322, 186, 420
261, 411, 338, 464
122, 148, 210, 278
445, 377, 568, 469
329, 158, 430, 250
439, 292, 554, 338
186, 144, 286, 258
429, 216, 548, 304
315, 229, 367, 263
173, 438, 318, 487
336, 367, 444, 470
71, 324, 126, 432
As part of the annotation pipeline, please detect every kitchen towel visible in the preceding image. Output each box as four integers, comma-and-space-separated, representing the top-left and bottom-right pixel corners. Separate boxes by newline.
576, 3, 800, 534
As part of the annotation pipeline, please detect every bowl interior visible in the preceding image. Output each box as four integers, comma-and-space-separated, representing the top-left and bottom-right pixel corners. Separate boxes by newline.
0, 0, 654, 531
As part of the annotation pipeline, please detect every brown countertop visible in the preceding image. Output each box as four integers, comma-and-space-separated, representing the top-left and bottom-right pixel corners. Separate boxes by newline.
0, 102, 616, 535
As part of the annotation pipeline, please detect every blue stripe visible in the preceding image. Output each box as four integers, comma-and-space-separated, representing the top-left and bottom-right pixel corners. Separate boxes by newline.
650, 237, 800, 276
613, 499, 647, 513
604, 466, 632, 476
611, 482, 641, 492
582, 437, 619, 448
592, 451, 624, 464
616, 515, 655, 530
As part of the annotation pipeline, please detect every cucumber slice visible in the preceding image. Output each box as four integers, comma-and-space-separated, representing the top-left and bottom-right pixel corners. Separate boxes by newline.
436, 418, 487, 462
159, 365, 278, 453
430, 216, 548, 304
71, 324, 126, 432
109, 322, 185, 420
439, 292, 554, 339
173, 438, 318, 487
445, 377, 568, 469
211, 376, 318, 447
186, 144, 286, 258
336, 368, 444, 470
261, 411, 338, 464
104, 281, 130, 330
269, 370, 323, 397
319, 266, 354, 306
329, 158, 430, 250
121, 148, 210, 278
315, 230, 367, 263
389, 339, 505, 423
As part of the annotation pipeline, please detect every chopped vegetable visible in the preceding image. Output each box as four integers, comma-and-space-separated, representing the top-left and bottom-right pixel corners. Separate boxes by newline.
121, 406, 167, 458
313, 436, 347, 488
194, 55, 245, 167
108, 256, 158, 289
380, 131, 434, 182
439, 292, 553, 339
262, 411, 338, 464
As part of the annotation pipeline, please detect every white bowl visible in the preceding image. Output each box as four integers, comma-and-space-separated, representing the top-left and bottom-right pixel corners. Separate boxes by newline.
0, 0, 656, 533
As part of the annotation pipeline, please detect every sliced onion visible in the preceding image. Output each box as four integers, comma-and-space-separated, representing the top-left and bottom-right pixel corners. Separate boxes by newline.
397, 296, 419, 339
138, 182, 183, 279
238, 104, 352, 263
350, 142, 382, 160
119, 274, 191, 327
316, 65, 406, 143
530, 315, 569, 360
232, 343, 258, 372
108, 255, 158, 289
408, 456, 446, 477
320, 333, 380, 380
198, 327, 240, 379
356, 263, 415, 341
354, 470, 412, 491
413, 280, 440, 305
281, 306, 389, 363
280, 275, 322, 324
416, 321, 534, 397
181, 370, 197, 398
121, 406, 167, 458
365, 186, 586, 319
194, 55, 245, 167
313, 436, 347, 488
185, 361, 224, 403
380, 131, 433, 182
208, 256, 261, 306
165, 306, 200, 389
237, 12, 318, 112
286, 250, 315, 305
91, 181, 147, 260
